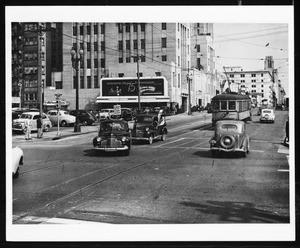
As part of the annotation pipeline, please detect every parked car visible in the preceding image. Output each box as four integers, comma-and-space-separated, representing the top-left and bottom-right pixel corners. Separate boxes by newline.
69, 110, 96, 125
131, 113, 168, 144
99, 108, 114, 120
110, 108, 135, 121
12, 112, 52, 133
209, 120, 250, 157
12, 146, 23, 179
47, 110, 76, 127
93, 119, 132, 155
260, 109, 275, 123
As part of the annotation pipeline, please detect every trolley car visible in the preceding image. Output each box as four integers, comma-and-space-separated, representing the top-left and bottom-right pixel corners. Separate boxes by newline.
211, 94, 252, 126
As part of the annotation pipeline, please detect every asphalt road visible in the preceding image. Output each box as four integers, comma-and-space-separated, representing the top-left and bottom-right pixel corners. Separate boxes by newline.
11, 110, 289, 225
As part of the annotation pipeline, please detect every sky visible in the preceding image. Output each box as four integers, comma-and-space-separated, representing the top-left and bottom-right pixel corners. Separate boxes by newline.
213, 23, 290, 94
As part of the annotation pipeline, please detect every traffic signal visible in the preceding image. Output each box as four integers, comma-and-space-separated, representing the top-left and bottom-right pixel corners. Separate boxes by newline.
56, 100, 61, 109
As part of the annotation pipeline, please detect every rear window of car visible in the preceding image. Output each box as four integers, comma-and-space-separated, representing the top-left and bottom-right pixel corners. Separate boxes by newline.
20, 113, 32, 119
220, 124, 237, 131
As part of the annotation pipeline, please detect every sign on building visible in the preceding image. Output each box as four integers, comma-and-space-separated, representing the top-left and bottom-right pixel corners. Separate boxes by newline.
114, 104, 121, 115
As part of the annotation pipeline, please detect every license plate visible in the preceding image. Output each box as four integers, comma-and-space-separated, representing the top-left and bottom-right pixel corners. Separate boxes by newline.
105, 147, 117, 151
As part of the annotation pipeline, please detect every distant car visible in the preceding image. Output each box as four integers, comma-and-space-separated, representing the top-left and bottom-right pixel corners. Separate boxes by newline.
260, 109, 275, 123
12, 112, 52, 133
99, 108, 114, 120
12, 146, 23, 179
47, 110, 76, 127
209, 120, 250, 157
131, 113, 168, 144
111, 108, 135, 121
93, 119, 132, 155
69, 110, 96, 125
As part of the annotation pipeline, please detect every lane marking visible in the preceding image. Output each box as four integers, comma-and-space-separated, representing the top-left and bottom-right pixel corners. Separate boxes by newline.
277, 169, 289, 172
153, 137, 185, 147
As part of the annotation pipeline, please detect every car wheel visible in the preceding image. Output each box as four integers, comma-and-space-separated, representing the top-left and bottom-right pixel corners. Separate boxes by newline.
161, 132, 166, 141
148, 135, 153, 144
242, 150, 247, 157
13, 167, 19, 179
44, 125, 50, 132
123, 149, 130, 156
61, 120, 67, 127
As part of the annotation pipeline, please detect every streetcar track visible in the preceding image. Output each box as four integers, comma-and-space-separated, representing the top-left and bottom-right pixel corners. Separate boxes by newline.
13, 145, 192, 222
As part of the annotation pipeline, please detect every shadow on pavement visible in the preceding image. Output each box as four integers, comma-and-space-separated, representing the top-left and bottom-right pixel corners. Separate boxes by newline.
179, 200, 289, 223
193, 150, 245, 159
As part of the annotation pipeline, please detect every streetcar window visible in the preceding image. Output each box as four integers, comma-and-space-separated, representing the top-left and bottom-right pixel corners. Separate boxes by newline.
220, 101, 227, 110
228, 101, 236, 110
212, 101, 219, 110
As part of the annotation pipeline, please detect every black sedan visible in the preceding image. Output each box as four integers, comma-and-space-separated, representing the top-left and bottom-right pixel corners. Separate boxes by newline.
93, 119, 132, 156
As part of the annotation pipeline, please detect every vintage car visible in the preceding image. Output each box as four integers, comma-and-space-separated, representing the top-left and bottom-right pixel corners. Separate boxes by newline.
47, 110, 76, 127
12, 146, 23, 179
131, 113, 168, 144
99, 108, 114, 120
69, 110, 97, 125
260, 109, 275, 123
93, 119, 132, 155
12, 112, 52, 133
209, 120, 250, 157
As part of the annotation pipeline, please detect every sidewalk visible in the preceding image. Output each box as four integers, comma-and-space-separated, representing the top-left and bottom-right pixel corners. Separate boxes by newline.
12, 111, 210, 144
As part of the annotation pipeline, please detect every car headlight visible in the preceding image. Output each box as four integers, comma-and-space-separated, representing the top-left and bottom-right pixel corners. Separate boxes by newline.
96, 137, 102, 142
122, 136, 127, 142
145, 127, 149, 132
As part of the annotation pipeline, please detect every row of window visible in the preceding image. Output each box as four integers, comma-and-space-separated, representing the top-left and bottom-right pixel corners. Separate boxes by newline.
118, 39, 146, 50
241, 84, 265, 88
24, 93, 37, 101
73, 24, 105, 36
212, 100, 251, 111
118, 23, 146, 33
73, 76, 99, 89
230, 73, 265, 78
72, 42, 105, 52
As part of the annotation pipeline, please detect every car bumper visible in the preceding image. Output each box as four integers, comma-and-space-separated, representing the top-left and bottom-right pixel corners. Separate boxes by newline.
94, 145, 129, 151
131, 137, 150, 141
210, 147, 244, 152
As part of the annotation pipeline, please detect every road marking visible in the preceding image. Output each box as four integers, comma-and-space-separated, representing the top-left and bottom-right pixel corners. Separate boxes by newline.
152, 138, 185, 147
277, 169, 289, 172
14, 215, 105, 224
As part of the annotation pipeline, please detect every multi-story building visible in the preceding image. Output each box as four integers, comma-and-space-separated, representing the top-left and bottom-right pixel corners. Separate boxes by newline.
223, 56, 281, 107
12, 22, 219, 112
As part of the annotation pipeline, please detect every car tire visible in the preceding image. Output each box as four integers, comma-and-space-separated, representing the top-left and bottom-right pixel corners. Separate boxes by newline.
123, 149, 130, 156
242, 150, 247, 157
61, 120, 67, 127
161, 132, 166, 141
148, 135, 153, 144
44, 125, 50, 132
13, 167, 19, 179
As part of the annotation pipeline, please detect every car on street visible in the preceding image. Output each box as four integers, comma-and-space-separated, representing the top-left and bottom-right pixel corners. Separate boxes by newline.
131, 113, 168, 144
260, 109, 275, 123
69, 110, 97, 125
99, 108, 114, 120
209, 120, 250, 157
12, 112, 52, 133
47, 110, 76, 127
110, 108, 135, 121
93, 119, 132, 155
12, 146, 23, 179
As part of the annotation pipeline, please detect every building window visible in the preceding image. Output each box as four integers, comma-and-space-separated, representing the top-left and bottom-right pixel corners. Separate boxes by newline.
87, 59, 91, 68
178, 23, 180, 31
80, 43, 83, 50
126, 57, 131, 63
80, 76, 84, 89
155, 72, 162, 76
178, 74, 180, 88
251, 73, 256, 77
125, 23, 130, 32
197, 58, 201, 69
178, 56, 180, 66
261, 84, 264, 87
94, 59, 98, 68
252, 84, 256, 88
162, 38, 167, 48
94, 76, 99, 88
251, 79, 256, 82
94, 25, 98, 34
141, 39, 145, 49
126, 40, 130, 50
87, 42, 91, 51
118, 73, 124, 77
261, 79, 264, 82
80, 26, 83, 35
119, 57, 123, 63
230, 74, 234, 78
141, 23, 145, 32
140, 56, 145, 62
137, 72, 143, 77
133, 23, 137, 32
162, 23, 166, 30
241, 74, 245, 77
87, 25, 91, 35
261, 89, 264, 92
251, 90, 256, 93
101, 41, 105, 51
178, 39, 180, 49
55, 81, 62, 89
262, 94, 264, 97
162, 55, 167, 61
73, 26, 77, 36
101, 24, 105, 34
133, 40, 138, 49
261, 73, 263, 77
241, 80, 245, 83
101, 58, 105, 68
118, 41, 123, 50
133, 56, 138, 62
87, 76, 91, 88
94, 42, 97, 51
197, 45, 200, 52
118, 23, 123, 33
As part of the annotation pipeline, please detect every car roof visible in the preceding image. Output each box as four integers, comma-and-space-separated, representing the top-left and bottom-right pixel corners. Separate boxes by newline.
211, 93, 251, 101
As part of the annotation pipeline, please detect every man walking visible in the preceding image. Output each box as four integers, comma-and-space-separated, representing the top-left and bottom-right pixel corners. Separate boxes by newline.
24, 118, 32, 140
37, 115, 43, 138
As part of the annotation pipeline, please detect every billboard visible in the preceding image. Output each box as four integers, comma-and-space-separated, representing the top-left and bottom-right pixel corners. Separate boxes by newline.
102, 78, 164, 97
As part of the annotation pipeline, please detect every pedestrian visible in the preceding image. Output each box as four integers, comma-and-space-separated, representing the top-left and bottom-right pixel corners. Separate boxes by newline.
285, 116, 289, 143
37, 115, 43, 138
24, 118, 32, 140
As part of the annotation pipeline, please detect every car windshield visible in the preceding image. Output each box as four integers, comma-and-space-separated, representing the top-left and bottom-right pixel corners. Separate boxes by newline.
100, 122, 126, 132
220, 124, 238, 131
136, 116, 153, 123
20, 113, 32, 119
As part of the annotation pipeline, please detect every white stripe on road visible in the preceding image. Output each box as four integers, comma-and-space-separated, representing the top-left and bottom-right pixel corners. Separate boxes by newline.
153, 138, 185, 147
277, 169, 289, 172
14, 215, 106, 224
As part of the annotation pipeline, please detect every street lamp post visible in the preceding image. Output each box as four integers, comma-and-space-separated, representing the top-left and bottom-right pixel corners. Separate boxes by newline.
137, 55, 141, 112
70, 47, 84, 132
187, 69, 192, 115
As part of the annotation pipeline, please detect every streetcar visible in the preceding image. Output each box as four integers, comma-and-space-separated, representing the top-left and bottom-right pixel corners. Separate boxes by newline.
211, 93, 252, 126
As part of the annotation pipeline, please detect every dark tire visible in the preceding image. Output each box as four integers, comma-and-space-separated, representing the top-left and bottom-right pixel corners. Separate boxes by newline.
13, 167, 19, 179
242, 151, 247, 157
44, 125, 50, 132
161, 132, 166, 141
61, 120, 67, 127
123, 149, 130, 156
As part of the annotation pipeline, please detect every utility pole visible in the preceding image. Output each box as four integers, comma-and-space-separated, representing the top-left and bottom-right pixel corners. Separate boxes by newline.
134, 55, 141, 112
187, 68, 192, 115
